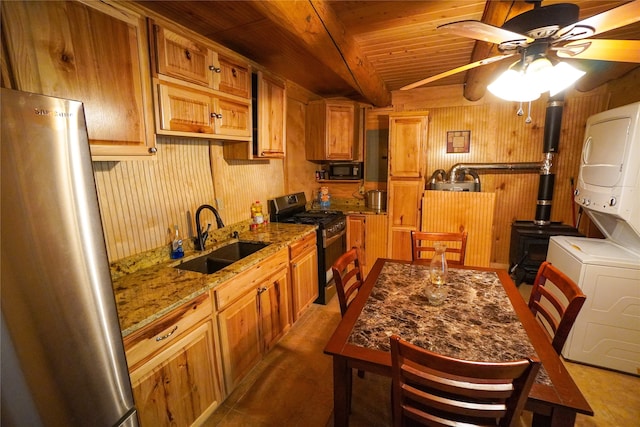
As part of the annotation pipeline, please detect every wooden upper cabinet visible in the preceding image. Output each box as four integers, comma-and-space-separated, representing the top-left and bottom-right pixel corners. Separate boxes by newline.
1, 0, 156, 160
151, 22, 250, 99
306, 100, 357, 161
153, 23, 216, 87
156, 80, 251, 138
149, 20, 252, 141
224, 70, 286, 160
388, 112, 429, 178
255, 71, 286, 158
217, 55, 251, 99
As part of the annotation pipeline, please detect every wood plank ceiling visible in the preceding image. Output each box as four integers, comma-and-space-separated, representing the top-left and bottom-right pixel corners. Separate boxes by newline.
137, 0, 640, 107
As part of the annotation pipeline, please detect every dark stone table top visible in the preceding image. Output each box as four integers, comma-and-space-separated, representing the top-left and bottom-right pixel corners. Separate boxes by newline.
348, 261, 550, 385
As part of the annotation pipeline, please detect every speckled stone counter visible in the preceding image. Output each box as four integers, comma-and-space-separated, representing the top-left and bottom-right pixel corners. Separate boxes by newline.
348, 261, 550, 385
325, 198, 387, 215
112, 223, 316, 337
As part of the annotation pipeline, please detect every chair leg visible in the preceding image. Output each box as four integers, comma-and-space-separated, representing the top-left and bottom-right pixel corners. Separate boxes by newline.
347, 368, 353, 414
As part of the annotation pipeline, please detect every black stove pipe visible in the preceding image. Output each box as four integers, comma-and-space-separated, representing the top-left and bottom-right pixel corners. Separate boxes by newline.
535, 93, 564, 225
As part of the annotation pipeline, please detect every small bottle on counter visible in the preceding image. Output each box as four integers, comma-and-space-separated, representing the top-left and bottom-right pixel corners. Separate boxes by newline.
251, 201, 264, 230
170, 224, 184, 259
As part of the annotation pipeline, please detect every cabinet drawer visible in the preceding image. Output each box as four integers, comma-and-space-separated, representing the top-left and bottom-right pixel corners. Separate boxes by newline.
217, 55, 250, 98
124, 292, 212, 369
214, 248, 288, 311
289, 232, 317, 260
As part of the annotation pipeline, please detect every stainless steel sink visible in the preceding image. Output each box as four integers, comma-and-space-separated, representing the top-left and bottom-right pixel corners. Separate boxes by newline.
174, 241, 270, 274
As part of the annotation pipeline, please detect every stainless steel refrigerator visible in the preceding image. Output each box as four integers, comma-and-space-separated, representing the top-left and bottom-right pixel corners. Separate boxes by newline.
1, 88, 138, 426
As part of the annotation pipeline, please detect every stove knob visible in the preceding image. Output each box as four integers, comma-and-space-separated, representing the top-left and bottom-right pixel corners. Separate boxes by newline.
574, 189, 580, 196
583, 199, 591, 206
609, 197, 617, 207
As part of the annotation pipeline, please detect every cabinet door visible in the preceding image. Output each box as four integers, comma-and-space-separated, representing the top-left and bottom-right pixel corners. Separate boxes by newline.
306, 100, 356, 161
216, 55, 251, 98
347, 215, 366, 267
153, 23, 215, 87
364, 214, 388, 277
259, 268, 291, 352
218, 290, 261, 391
389, 113, 428, 178
326, 103, 356, 160
1, 0, 155, 160
290, 246, 319, 321
388, 179, 424, 261
256, 72, 287, 158
156, 82, 214, 134
130, 320, 222, 427
212, 94, 251, 137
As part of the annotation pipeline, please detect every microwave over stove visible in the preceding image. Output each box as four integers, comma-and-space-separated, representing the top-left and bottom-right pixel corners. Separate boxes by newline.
328, 162, 363, 180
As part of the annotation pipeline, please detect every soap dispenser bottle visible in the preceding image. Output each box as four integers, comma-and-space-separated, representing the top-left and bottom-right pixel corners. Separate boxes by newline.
170, 224, 184, 259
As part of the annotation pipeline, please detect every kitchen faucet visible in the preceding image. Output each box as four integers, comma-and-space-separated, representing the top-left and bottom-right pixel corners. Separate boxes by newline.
194, 204, 224, 251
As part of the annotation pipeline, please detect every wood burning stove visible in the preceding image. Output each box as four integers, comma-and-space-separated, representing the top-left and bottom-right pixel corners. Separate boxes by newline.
509, 220, 583, 285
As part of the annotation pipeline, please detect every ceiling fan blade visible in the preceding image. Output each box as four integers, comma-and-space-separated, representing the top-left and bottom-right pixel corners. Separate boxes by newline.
556, 39, 640, 63
400, 54, 515, 90
438, 20, 533, 45
557, 0, 640, 40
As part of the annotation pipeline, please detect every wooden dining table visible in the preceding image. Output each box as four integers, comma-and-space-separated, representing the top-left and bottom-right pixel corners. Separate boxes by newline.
324, 258, 593, 427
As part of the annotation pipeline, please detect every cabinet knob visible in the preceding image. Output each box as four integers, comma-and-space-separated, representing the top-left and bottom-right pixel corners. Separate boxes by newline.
184, 49, 191, 60
148, 147, 157, 154
210, 112, 223, 119
231, 68, 237, 77
209, 65, 221, 73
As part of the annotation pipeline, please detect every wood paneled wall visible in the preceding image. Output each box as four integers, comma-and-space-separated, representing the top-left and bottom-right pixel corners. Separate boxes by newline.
94, 137, 213, 261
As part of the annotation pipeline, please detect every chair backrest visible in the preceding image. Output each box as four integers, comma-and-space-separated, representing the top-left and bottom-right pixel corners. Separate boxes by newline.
390, 335, 540, 427
528, 261, 587, 354
331, 247, 364, 316
411, 230, 468, 265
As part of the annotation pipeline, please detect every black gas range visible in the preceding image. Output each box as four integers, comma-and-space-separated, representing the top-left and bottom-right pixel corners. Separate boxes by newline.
269, 192, 346, 304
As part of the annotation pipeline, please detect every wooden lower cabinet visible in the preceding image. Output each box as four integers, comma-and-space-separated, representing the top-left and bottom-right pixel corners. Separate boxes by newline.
217, 289, 262, 391
347, 214, 388, 277
215, 248, 291, 391
289, 232, 319, 320
387, 179, 424, 261
125, 293, 223, 427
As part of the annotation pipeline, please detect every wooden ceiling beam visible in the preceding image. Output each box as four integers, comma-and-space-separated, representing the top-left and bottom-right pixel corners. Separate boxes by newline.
464, 1, 534, 101
248, 0, 391, 107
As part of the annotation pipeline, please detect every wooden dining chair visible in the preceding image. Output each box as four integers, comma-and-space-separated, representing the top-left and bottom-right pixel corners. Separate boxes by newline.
528, 261, 587, 355
390, 335, 540, 427
331, 247, 366, 408
410, 230, 468, 265
331, 247, 365, 316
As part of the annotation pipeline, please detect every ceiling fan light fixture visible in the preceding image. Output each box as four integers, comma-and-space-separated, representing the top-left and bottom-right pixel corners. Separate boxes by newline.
548, 61, 586, 96
487, 68, 541, 102
488, 54, 585, 103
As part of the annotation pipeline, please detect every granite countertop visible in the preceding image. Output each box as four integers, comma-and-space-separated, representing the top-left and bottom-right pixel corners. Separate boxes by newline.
112, 223, 316, 337
349, 262, 551, 385
325, 198, 387, 215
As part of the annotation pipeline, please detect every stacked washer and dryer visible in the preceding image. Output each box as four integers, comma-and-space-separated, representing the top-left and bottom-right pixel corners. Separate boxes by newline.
547, 102, 640, 375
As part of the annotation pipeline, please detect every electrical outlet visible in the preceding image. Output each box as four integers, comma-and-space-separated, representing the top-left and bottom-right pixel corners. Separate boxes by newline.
215, 199, 224, 210
358, 185, 365, 195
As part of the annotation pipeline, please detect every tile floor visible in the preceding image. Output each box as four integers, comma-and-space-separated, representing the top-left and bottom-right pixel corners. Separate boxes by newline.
204, 284, 639, 427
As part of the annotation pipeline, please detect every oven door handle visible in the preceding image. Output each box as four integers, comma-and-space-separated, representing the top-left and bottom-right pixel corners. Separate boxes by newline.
324, 228, 346, 248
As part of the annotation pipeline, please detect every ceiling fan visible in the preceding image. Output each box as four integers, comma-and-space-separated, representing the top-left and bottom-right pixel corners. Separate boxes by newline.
401, 0, 640, 92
